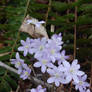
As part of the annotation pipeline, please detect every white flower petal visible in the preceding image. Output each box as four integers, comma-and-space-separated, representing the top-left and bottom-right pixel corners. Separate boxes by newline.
34, 62, 41, 67
55, 80, 60, 87
41, 65, 46, 73
18, 47, 24, 51
47, 77, 55, 83
77, 71, 85, 76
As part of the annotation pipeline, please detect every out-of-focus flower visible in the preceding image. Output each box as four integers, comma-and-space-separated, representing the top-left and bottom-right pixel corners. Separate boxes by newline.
73, 74, 90, 92
10, 52, 24, 69
30, 85, 46, 92
26, 18, 45, 27
59, 60, 85, 83
34, 56, 54, 73
18, 37, 32, 56
47, 66, 69, 87
57, 50, 69, 65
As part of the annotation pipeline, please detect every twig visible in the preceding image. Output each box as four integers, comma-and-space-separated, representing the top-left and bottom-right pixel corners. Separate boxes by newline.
0, 61, 52, 90
74, 0, 77, 59
45, 0, 52, 26
0, 61, 18, 74
16, 85, 20, 92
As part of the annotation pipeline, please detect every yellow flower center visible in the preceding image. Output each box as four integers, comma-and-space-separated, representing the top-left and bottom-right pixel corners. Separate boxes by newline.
70, 69, 74, 74
25, 71, 28, 75
51, 49, 55, 54
55, 73, 60, 78
25, 45, 29, 48
39, 46, 44, 51
42, 60, 47, 64
79, 81, 83, 85
61, 56, 64, 60
17, 62, 21, 66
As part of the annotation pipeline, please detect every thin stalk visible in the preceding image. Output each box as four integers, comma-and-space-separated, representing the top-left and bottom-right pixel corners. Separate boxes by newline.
74, 0, 77, 59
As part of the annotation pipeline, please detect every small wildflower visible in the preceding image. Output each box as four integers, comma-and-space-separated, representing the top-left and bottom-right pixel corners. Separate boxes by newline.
34, 56, 54, 73
10, 52, 24, 69
20, 67, 31, 80
73, 74, 90, 92
57, 50, 69, 65
47, 66, 69, 87
18, 37, 32, 56
30, 85, 46, 92
59, 60, 85, 83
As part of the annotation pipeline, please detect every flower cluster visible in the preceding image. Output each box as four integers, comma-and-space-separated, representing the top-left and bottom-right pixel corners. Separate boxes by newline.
10, 33, 90, 92
30, 85, 46, 92
10, 52, 31, 80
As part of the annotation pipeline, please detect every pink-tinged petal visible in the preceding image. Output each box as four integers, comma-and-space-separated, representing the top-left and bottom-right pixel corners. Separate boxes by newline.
41, 65, 46, 73
73, 75, 79, 83
31, 89, 36, 92
55, 81, 60, 87
24, 50, 28, 56
34, 62, 41, 67
16, 52, 20, 59
21, 40, 25, 45
47, 77, 55, 83
77, 71, 85, 76
18, 46, 24, 51
47, 69, 55, 75
63, 60, 70, 68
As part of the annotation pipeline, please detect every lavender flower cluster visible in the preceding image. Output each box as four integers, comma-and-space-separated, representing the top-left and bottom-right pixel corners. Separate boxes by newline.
10, 52, 31, 80
10, 33, 90, 92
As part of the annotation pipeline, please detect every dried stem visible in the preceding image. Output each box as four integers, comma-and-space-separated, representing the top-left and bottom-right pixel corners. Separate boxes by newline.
74, 0, 77, 59
0, 61, 52, 90
45, 0, 52, 26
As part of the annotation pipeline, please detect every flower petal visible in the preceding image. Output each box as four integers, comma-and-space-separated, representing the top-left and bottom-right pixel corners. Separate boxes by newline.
34, 62, 41, 67
47, 77, 55, 83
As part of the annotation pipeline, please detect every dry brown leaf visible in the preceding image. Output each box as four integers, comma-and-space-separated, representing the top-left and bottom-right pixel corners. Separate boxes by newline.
19, 15, 49, 38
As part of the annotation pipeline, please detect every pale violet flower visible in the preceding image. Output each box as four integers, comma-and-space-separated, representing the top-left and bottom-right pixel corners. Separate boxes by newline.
51, 33, 63, 48
34, 56, 54, 73
20, 67, 31, 80
47, 66, 69, 87
57, 50, 69, 65
30, 85, 46, 92
30, 37, 47, 59
59, 60, 85, 83
10, 52, 24, 69
26, 18, 45, 27
73, 74, 90, 92
18, 37, 32, 56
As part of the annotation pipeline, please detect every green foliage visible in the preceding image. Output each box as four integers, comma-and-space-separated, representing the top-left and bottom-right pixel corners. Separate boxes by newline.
0, 0, 92, 91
